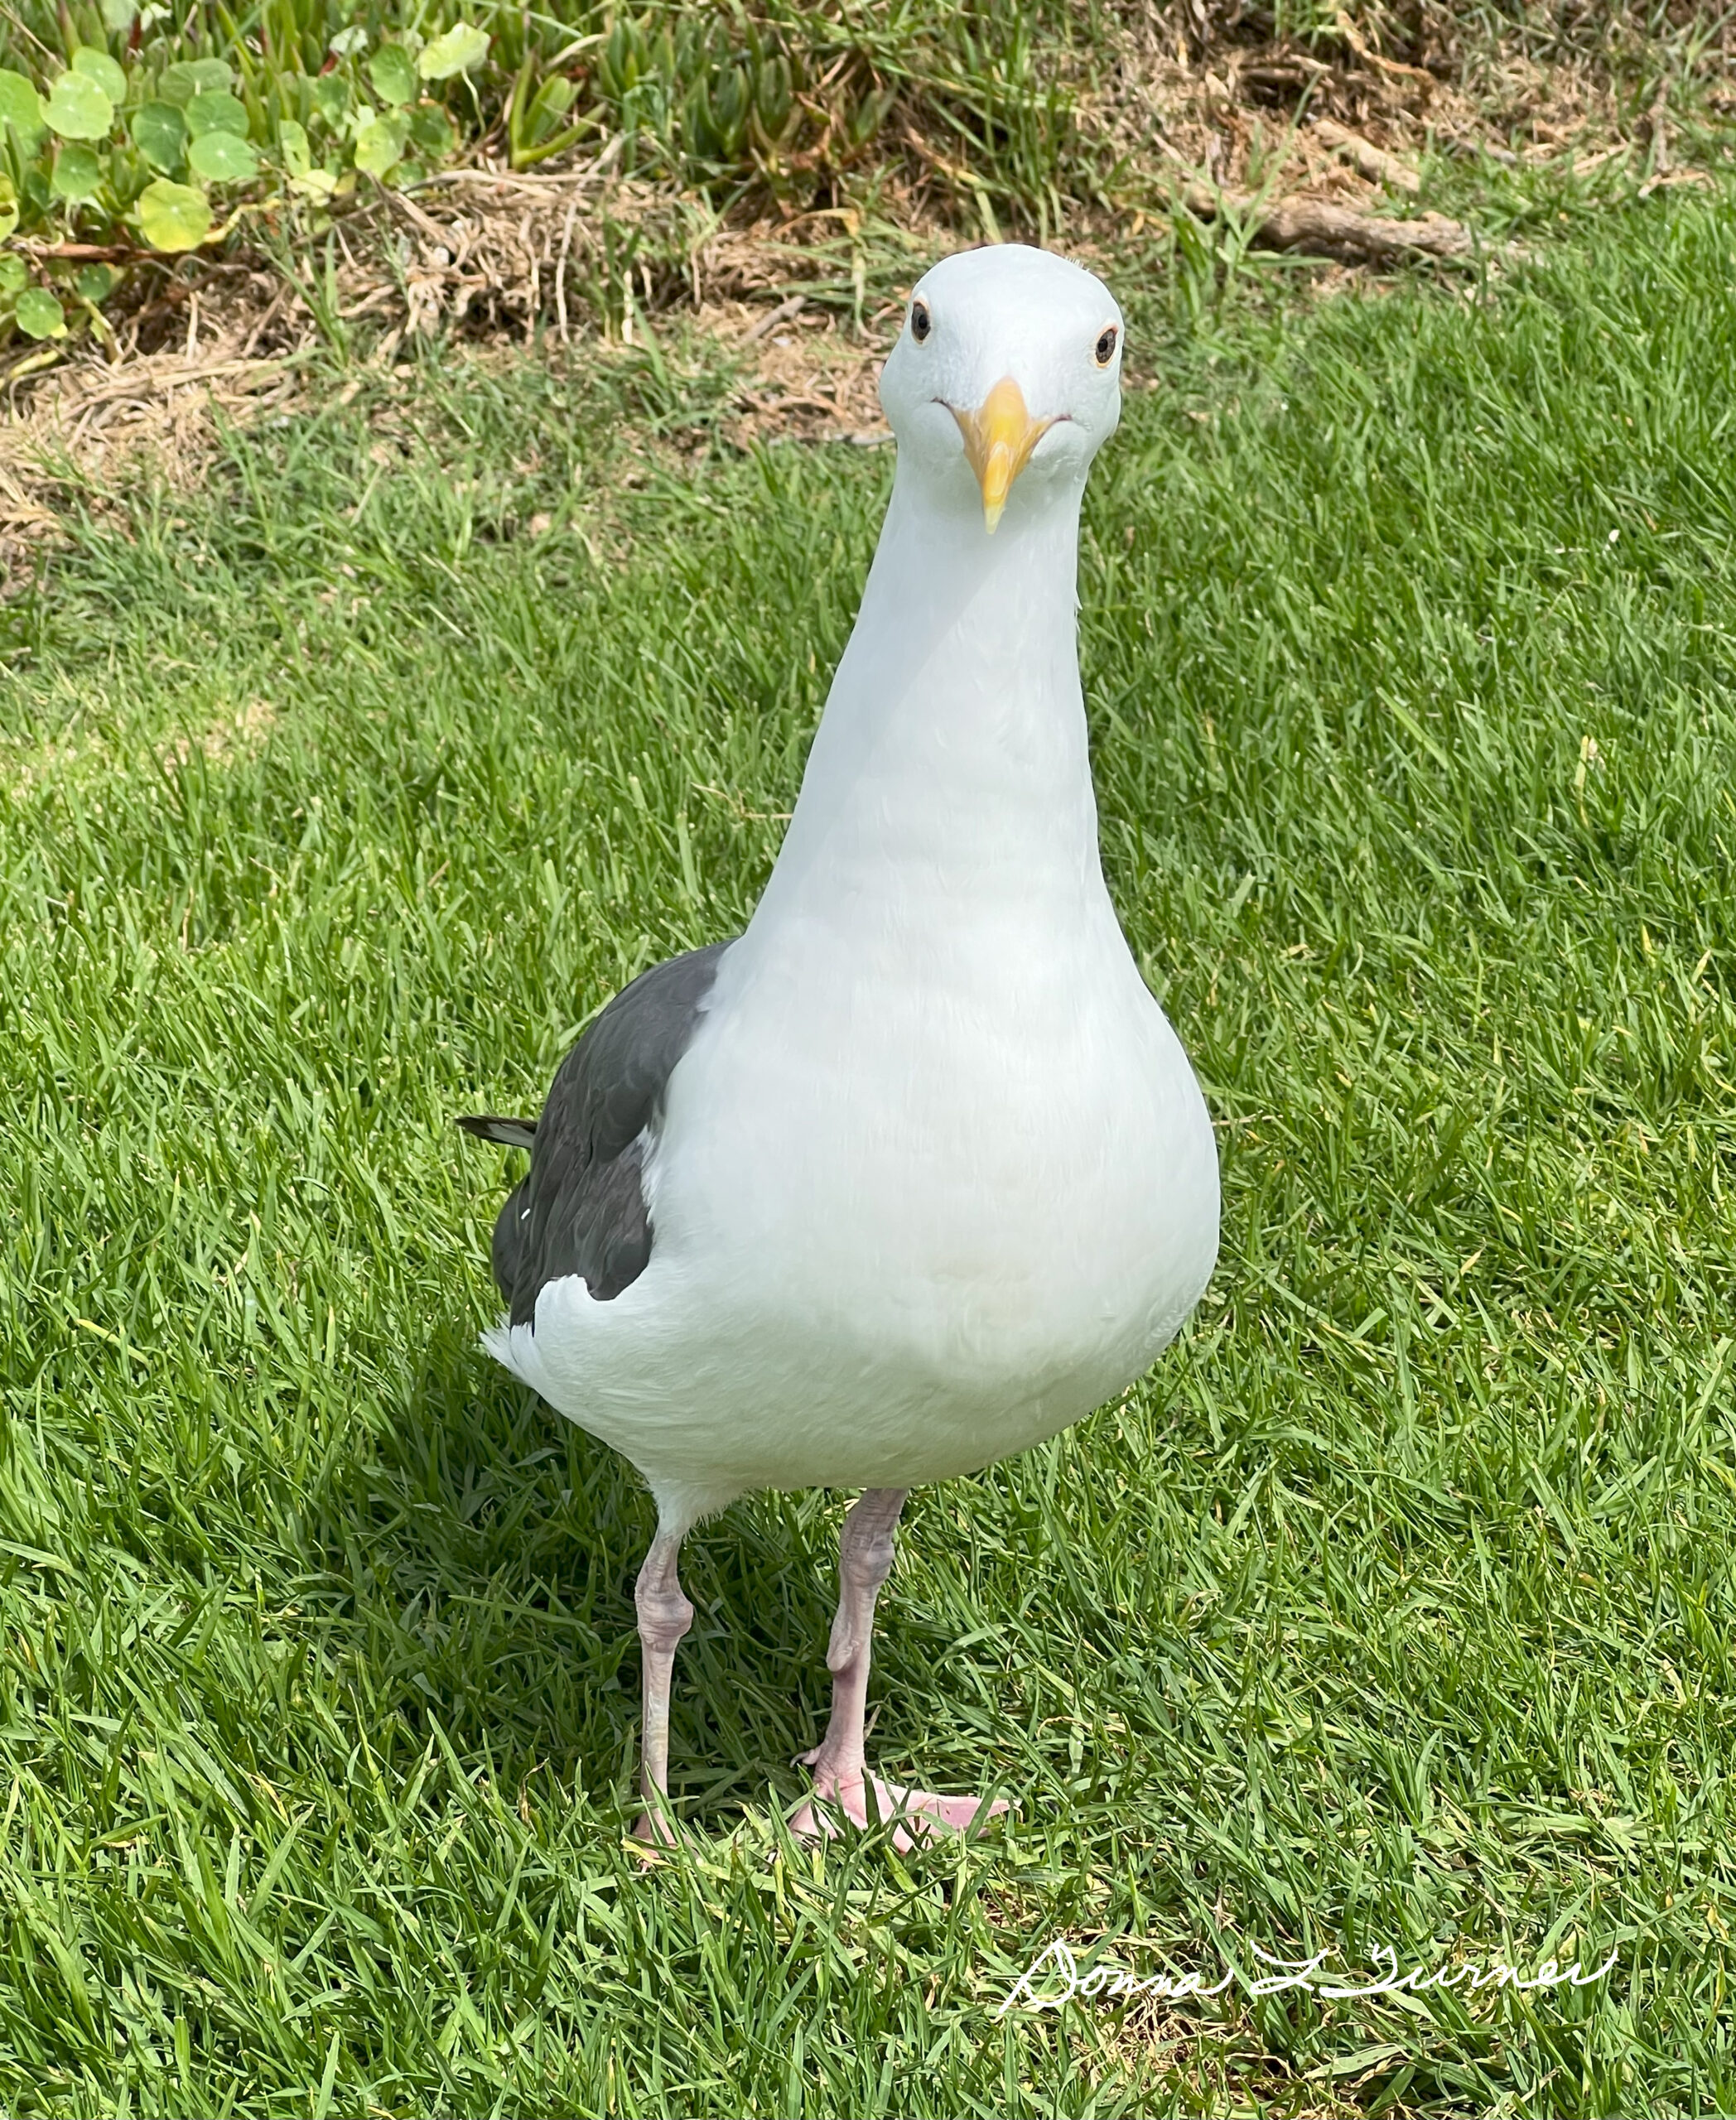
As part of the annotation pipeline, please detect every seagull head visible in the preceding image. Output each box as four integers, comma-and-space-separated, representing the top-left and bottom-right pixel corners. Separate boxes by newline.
877, 244, 1124, 537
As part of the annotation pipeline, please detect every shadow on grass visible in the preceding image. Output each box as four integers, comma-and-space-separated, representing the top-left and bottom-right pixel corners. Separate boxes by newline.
311, 1314, 861, 1830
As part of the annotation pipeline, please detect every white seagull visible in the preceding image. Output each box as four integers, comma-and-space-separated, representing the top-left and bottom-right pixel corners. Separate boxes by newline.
461, 243, 1220, 1845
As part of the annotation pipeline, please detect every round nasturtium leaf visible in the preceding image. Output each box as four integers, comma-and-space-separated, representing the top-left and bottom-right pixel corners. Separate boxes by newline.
278, 117, 311, 176
352, 113, 407, 176
75, 261, 116, 302
71, 47, 128, 104
0, 175, 16, 243
367, 43, 417, 108
187, 128, 257, 181
0, 69, 46, 143
310, 75, 349, 128
0, 253, 26, 295
51, 142, 104, 200
417, 23, 489, 80
408, 103, 454, 157
159, 57, 232, 107
130, 100, 186, 170
101, 0, 137, 30
185, 89, 248, 138
45, 70, 115, 141
15, 287, 67, 340
136, 175, 210, 250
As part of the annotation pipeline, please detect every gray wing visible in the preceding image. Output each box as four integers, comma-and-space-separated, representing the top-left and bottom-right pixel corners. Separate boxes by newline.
463, 940, 732, 1327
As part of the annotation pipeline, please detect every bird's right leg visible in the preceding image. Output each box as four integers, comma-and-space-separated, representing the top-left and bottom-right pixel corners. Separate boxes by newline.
791, 1488, 1008, 1850
632, 1520, 693, 1843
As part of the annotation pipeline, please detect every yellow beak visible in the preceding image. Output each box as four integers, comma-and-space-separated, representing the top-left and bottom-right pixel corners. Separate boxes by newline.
949, 375, 1055, 534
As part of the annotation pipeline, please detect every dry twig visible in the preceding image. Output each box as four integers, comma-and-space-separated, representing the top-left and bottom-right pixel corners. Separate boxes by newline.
1184, 185, 1473, 263
1310, 118, 1421, 195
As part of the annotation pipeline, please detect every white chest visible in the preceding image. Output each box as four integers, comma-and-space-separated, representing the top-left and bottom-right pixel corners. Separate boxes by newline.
649, 884, 1218, 1401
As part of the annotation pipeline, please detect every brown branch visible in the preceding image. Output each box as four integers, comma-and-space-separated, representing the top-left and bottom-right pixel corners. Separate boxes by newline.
1309, 118, 1420, 195
744, 293, 808, 340
1184, 186, 1473, 263
18, 242, 141, 262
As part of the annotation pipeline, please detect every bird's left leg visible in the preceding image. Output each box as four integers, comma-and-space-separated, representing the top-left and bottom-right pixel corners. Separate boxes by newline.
631, 1519, 693, 1843
790, 1488, 1010, 1850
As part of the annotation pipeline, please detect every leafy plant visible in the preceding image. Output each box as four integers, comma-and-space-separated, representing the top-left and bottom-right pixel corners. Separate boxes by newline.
0, 4, 502, 354
0, 0, 1093, 360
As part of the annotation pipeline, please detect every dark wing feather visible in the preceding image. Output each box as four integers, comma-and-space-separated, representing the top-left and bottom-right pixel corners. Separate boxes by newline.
456, 1115, 539, 1149
475, 940, 732, 1327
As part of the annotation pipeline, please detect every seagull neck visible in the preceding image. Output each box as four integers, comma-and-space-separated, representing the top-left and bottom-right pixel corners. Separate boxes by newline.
759, 479, 1102, 920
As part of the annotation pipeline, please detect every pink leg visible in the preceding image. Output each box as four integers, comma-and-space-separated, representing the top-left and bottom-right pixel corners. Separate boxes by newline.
789, 1489, 1010, 1851
630, 1523, 693, 1844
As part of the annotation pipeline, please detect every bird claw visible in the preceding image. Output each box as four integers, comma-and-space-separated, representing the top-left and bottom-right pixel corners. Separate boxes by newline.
789, 1771, 1010, 1852
629, 1799, 683, 1853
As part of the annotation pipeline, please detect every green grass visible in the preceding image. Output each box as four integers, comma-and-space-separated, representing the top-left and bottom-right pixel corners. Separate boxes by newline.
5, 195, 1736, 2113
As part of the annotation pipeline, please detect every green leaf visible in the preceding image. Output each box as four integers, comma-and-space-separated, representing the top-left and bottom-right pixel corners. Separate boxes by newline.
0, 253, 26, 295
51, 143, 104, 200
531, 75, 576, 126
417, 23, 489, 81
130, 101, 186, 171
71, 47, 128, 104
278, 118, 311, 177
0, 70, 45, 147
75, 262, 115, 302
187, 128, 257, 182
100, 0, 137, 29
15, 287, 67, 340
45, 70, 115, 142
353, 112, 407, 177
135, 176, 210, 250
0, 175, 16, 243
311, 76, 349, 128
368, 44, 417, 109
160, 58, 232, 106
186, 89, 248, 138
407, 104, 454, 157
755, 55, 793, 136
523, 73, 577, 150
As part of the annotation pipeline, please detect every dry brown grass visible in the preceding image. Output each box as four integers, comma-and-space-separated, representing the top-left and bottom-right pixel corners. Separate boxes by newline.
0, 168, 931, 586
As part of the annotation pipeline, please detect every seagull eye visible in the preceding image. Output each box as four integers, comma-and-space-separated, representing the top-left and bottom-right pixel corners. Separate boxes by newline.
910, 300, 932, 344
1094, 325, 1119, 367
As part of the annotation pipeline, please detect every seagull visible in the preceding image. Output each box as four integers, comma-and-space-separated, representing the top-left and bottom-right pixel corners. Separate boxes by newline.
460, 243, 1219, 1847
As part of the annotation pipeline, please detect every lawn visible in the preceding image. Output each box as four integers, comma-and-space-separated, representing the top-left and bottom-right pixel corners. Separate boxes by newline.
3, 195, 1735, 2114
